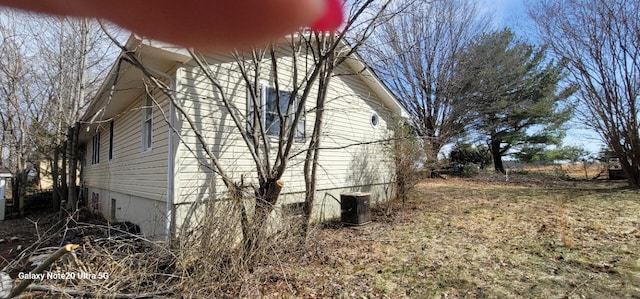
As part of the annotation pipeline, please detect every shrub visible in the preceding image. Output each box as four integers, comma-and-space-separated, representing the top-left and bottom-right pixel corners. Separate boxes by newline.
389, 120, 423, 205
450, 142, 492, 169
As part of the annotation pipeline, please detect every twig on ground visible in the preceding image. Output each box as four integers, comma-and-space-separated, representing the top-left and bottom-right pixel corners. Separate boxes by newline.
269, 244, 294, 295
8, 244, 80, 298
23, 284, 175, 298
562, 275, 595, 299
25, 218, 40, 241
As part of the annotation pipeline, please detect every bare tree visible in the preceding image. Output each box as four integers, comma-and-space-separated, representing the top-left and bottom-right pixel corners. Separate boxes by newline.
190, 0, 396, 250
530, 0, 640, 187
26, 15, 117, 211
364, 0, 490, 163
0, 10, 40, 215
0, 9, 119, 216
100, 0, 397, 259
299, 0, 399, 238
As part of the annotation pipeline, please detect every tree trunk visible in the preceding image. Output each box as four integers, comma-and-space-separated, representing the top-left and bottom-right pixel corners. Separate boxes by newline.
16, 154, 27, 216
396, 141, 409, 204
12, 172, 20, 216
244, 179, 283, 258
430, 139, 443, 166
616, 150, 640, 188
66, 123, 80, 211
423, 137, 436, 166
18, 172, 27, 216
302, 61, 332, 240
64, 18, 88, 212
491, 138, 505, 174
51, 148, 61, 211
61, 142, 68, 201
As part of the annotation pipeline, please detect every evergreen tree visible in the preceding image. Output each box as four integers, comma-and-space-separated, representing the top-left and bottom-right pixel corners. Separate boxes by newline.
455, 29, 574, 173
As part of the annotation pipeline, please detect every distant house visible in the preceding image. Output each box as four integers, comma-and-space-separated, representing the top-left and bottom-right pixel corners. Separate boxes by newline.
78, 36, 406, 238
0, 167, 12, 220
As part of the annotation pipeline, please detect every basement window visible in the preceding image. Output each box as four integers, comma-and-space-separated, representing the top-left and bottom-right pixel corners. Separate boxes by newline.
283, 202, 305, 217
111, 198, 117, 220
91, 192, 100, 211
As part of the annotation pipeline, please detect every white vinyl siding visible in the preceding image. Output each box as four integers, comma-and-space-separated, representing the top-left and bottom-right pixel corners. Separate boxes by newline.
173, 46, 394, 208
83, 88, 171, 204
313, 65, 394, 191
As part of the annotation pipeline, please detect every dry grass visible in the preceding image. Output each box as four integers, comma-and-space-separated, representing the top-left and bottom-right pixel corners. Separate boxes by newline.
4, 176, 639, 298
513, 163, 605, 180
267, 177, 640, 298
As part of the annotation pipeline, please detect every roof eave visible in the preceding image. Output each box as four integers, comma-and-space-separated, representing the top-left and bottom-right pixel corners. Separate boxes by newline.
81, 35, 191, 123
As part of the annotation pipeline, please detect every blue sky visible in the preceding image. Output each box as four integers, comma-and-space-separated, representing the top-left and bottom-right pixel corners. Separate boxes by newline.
480, 0, 606, 155
481, 0, 529, 28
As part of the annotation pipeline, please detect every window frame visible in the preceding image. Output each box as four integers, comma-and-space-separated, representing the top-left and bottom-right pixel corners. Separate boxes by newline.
91, 132, 100, 165
142, 95, 153, 151
247, 84, 305, 142
111, 198, 117, 220
370, 111, 380, 128
109, 120, 114, 160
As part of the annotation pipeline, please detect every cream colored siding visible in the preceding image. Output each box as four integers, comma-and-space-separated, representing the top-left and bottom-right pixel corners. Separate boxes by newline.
82, 85, 172, 236
174, 55, 255, 207
313, 64, 394, 192
173, 48, 395, 223
174, 50, 316, 205
83, 40, 399, 236
84, 91, 170, 202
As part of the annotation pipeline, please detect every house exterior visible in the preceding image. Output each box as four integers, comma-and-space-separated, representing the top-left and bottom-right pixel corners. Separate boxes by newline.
0, 167, 12, 221
79, 36, 406, 238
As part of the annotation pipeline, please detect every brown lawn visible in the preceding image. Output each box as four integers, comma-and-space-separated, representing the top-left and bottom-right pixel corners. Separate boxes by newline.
256, 177, 640, 298
3, 175, 639, 298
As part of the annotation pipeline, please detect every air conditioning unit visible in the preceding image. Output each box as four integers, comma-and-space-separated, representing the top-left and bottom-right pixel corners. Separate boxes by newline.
340, 192, 371, 226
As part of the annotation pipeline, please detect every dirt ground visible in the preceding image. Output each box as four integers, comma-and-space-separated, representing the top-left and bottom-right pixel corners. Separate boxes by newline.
0, 212, 58, 271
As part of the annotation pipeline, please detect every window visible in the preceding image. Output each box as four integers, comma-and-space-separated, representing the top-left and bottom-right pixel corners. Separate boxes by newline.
81, 187, 88, 205
247, 85, 305, 141
371, 112, 380, 128
91, 192, 100, 211
91, 132, 100, 164
109, 120, 114, 160
283, 202, 305, 217
111, 198, 117, 220
142, 96, 153, 151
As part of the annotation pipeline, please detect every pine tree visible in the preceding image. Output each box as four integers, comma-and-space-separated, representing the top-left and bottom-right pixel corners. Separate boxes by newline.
454, 29, 575, 173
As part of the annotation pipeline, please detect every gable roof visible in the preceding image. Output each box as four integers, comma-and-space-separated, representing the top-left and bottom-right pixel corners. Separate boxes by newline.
0, 167, 12, 178
80, 34, 406, 139
81, 36, 189, 123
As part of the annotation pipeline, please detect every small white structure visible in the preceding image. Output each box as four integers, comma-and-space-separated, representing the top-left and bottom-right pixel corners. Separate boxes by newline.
0, 167, 12, 221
